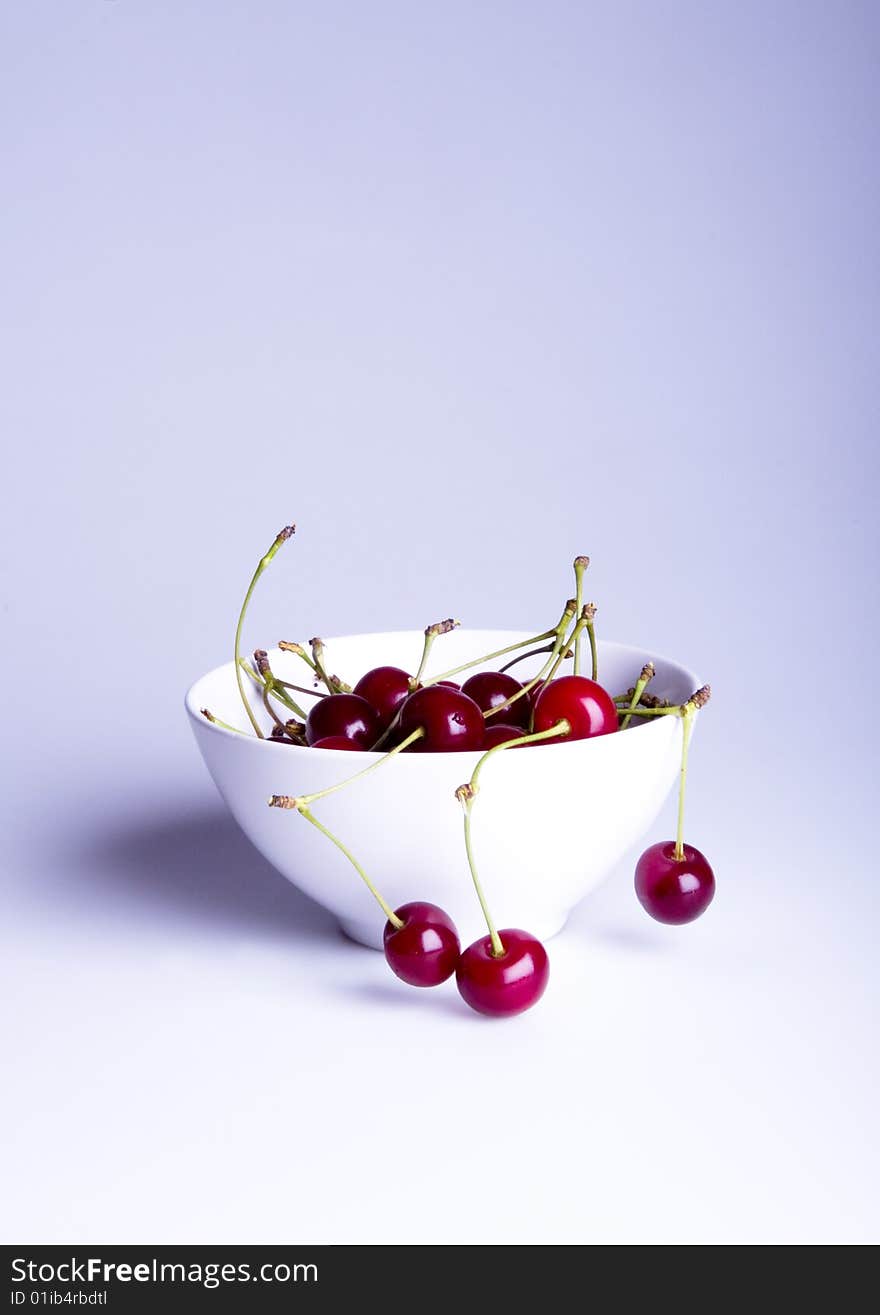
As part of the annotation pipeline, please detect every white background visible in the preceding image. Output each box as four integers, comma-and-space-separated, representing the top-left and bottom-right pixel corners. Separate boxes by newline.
1, 2, 877, 1242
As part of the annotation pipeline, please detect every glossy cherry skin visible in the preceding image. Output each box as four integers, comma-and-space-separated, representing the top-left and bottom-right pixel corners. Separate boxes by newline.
482, 723, 526, 748
456, 929, 549, 1017
532, 674, 618, 743
635, 842, 715, 924
383, 902, 461, 986
461, 671, 531, 730
305, 693, 379, 748
437, 680, 460, 690
398, 685, 485, 752
310, 735, 365, 751
353, 665, 412, 727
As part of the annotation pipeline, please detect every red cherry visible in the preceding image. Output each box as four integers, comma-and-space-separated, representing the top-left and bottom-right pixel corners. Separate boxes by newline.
353, 665, 412, 727
437, 680, 460, 690
456, 929, 549, 1017
482, 723, 526, 748
398, 685, 484, 752
305, 693, 379, 748
310, 735, 365, 751
461, 671, 531, 730
532, 674, 618, 743
527, 679, 546, 706
383, 902, 461, 987
635, 842, 715, 924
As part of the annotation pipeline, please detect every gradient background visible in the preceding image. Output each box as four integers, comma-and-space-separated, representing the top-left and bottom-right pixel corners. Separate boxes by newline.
1, 1, 877, 1243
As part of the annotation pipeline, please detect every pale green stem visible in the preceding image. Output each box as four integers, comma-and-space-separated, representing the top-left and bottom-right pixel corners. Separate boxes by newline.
200, 709, 252, 737
425, 628, 557, 686
587, 619, 598, 681
459, 718, 570, 957
234, 527, 295, 736
674, 706, 695, 861
297, 807, 402, 928
239, 658, 305, 719
620, 667, 654, 732
482, 611, 577, 723
298, 729, 424, 806
573, 558, 588, 676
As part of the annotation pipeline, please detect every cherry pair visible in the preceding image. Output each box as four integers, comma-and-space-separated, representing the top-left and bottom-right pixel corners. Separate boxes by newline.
383, 903, 548, 1018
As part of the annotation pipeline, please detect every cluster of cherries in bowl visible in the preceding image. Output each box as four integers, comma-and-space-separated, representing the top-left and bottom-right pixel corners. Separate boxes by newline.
204, 526, 716, 1019
306, 663, 618, 755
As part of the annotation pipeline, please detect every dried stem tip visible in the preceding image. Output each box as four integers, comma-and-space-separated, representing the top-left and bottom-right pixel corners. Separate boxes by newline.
581, 602, 597, 622
278, 640, 306, 656
200, 708, 216, 722
276, 525, 296, 543
688, 685, 712, 710
426, 618, 460, 637
455, 783, 476, 805
640, 662, 655, 683
269, 794, 301, 810
254, 649, 271, 676
309, 637, 325, 655
574, 555, 590, 570
269, 724, 288, 740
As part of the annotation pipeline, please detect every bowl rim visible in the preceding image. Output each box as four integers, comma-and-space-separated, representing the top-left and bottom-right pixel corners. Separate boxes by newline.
185, 629, 700, 760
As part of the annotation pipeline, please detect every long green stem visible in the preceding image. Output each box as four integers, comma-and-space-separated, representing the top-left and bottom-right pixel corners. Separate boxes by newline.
457, 718, 570, 957
234, 526, 295, 736
309, 638, 338, 695
482, 605, 577, 723
269, 728, 425, 811
620, 662, 655, 731
425, 627, 557, 686
573, 556, 589, 676
296, 807, 402, 928
239, 656, 307, 719
462, 806, 503, 956
200, 708, 251, 736
674, 706, 695, 862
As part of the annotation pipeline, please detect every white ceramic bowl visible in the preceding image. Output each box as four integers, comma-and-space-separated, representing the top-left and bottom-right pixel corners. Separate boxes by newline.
185, 631, 698, 949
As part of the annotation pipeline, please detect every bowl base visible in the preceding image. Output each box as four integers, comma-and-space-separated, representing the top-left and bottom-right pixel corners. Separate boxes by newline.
338, 913, 570, 952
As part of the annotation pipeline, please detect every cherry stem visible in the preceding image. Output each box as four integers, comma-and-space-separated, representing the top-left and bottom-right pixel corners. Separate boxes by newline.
425, 627, 558, 686
271, 728, 425, 812
234, 525, 295, 737
673, 685, 711, 860
482, 603, 578, 723
239, 658, 305, 719
309, 638, 342, 695
412, 618, 460, 687
573, 556, 589, 677
295, 806, 402, 928
583, 603, 598, 681
620, 662, 655, 731
674, 706, 695, 861
200, 708, 250, 736
457, 718, 570, 957
498, 643, 556, 674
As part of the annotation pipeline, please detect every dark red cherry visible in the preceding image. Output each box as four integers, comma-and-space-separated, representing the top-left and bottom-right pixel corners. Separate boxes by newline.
482, 724, 526, 748
456, 929, 549, 1017
305, 693, 379, 748
634, 842, 715, 925
527, 679, 546, 706
398, 685, 484, 752
383, 902, 461, 987
353, 666, 412, 727
532, 674, 618, 743
437, 680, 460, 690
461, 671, 531, 730
310, 735, 365, 751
